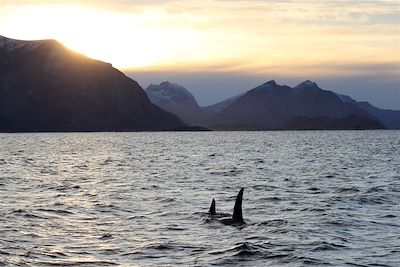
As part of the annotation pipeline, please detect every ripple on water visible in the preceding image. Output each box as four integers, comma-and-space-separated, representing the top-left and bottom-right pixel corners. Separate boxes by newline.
35, 260, 118, 266
335, 187, 360, 194
256, 219, 288, 227
310, 241, 347, 251
0, 131, 399, 266
36, 208, 74, 215
209, 242, 328, 266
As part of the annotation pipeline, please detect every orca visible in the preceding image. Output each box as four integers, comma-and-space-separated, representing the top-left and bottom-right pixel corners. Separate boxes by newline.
208, 188, 245, 225
209, 198, 216, 215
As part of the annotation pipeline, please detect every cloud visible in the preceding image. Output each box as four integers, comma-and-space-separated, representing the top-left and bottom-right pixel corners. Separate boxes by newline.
3, 0, 397, 74
1, 0, 398, 109
3, 1, 399, 23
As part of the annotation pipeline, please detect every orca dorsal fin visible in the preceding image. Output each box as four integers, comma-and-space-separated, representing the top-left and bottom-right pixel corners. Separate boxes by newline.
232, 188, 244, 222
209, 198, 216, 215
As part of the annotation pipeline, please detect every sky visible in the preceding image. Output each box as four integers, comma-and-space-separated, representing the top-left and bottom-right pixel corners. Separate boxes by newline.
0, 0, 399, 109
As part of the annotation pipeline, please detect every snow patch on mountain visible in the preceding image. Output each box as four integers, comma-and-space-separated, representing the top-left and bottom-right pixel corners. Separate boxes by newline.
0, 35, 52, 51
146, 81, 196, 105
145, 82, 206, 125
295, 80, 320, 90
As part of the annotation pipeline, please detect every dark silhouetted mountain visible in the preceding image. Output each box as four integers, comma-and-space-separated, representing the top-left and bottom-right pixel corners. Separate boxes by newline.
0, 36, 187, 132
145, 82, 206, 125
337, 94, 400, 129
205, 80, 383, 130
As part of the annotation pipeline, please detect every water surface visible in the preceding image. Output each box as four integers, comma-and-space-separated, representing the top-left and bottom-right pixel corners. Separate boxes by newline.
0, 131, 399, 266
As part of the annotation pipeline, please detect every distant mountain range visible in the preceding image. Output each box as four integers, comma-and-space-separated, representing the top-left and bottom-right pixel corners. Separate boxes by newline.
1, 35, 396, 132
0, 36, 188, 132
146, 80, 397, 130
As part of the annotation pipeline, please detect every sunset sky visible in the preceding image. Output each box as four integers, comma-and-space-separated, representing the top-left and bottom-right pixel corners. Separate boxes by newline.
1, 0, 399, 108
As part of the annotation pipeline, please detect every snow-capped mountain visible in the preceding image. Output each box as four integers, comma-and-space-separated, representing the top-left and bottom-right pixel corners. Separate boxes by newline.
0, 36, 48, 51
145, 82, 206, 125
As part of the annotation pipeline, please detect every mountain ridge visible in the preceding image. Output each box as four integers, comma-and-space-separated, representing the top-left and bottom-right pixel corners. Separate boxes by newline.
0, 35, 188, 132
147, 79, 390, 130
204, 80, 378, 129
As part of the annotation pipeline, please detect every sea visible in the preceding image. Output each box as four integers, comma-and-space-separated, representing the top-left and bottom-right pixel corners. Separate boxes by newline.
0, 131, 399, 266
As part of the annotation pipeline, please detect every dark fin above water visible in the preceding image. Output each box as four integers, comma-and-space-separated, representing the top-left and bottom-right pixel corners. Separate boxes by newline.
232, 188, 244, 222
209, 198, 216, 215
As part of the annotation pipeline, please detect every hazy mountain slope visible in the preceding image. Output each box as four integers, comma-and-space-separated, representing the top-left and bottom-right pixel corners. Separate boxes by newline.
337, 94, 400, 129
283, 115, 383, 130
205, 80, 382, 130
203, 93, 245, 115
145, 82, 206, 125
0, 36, 186, 132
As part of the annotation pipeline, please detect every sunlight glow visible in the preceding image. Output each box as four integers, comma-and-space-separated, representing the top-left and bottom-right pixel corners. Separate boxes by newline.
0, 0, 398, 76
0, 4, 206, 68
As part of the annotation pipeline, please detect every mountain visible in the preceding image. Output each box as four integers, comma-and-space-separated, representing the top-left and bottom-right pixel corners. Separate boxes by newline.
203, 92, 245, 115
205, 80, 383, 130
145, 82, 206, 125
283, 115, 383, 130
337, 94, 400, 129
0, 36, 187, 132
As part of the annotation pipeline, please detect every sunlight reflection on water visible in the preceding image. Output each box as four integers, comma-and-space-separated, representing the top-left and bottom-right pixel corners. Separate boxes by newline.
0, 131, 399, 266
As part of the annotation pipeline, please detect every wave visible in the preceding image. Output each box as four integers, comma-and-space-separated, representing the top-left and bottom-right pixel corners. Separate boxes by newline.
36, 208, 74, 215
310, 241, 347, 251
209, 242, 327, 265
335, 187, 360, 194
